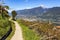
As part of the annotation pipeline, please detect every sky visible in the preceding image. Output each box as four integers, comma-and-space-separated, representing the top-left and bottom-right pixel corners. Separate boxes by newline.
1, 0, 60, 10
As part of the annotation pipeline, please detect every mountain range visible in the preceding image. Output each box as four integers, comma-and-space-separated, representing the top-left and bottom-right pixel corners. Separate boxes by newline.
16, 6, 60, 22
16, 6, 48, 18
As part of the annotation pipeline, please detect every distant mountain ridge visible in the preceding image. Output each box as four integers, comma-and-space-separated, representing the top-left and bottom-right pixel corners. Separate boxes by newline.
16, 6, 60, 22
16, 6, 48, 17
40, 7, 60, 22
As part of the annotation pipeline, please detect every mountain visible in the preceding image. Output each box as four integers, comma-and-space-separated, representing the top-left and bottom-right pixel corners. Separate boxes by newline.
41, 7, 60, 22
16, 6, 48, 18
16, 6, 60, 23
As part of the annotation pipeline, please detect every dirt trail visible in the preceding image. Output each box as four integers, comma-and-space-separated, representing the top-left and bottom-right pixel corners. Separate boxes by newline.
11, 21, 23, 40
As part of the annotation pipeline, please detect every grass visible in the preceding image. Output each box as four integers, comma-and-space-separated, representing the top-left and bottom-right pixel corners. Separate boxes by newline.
6, 21, 15, 40
0, 16, 10, 39
17, 20, 40, 40
0, 15, 15, 40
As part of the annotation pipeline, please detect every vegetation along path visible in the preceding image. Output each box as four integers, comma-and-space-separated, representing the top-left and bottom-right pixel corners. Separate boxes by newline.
11, 21, 23, 40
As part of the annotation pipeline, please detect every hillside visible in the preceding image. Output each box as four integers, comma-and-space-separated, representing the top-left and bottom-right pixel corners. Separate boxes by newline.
0, 15, 10, 39
16, 7, 60, 23
16, 6, 47, 18
17, 19, 60, 40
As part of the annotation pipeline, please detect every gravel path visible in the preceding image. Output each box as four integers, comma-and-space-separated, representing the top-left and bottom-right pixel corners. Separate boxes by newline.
11, 21, 23, 40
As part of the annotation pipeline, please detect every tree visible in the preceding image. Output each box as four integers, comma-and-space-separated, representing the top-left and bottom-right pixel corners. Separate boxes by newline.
0, 5, 9, 18
0, 0, 9, 18
12, 10, 17, 20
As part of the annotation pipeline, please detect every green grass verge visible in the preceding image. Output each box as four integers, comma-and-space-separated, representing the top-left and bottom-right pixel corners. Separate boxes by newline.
6, 21, 15, 40
17, 20, 40, 40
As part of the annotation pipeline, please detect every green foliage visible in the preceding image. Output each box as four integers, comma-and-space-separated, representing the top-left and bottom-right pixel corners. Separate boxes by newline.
4, 6, 9, 10
0, 2, 15, 40
12, 10, 17, 20
0, 16, 10, 39
0, 5, 9, 18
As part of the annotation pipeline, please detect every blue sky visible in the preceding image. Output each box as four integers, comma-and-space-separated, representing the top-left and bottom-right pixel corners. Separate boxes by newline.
3, 0, 60, 10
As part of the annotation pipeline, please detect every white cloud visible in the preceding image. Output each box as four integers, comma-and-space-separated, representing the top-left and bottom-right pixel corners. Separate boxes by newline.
40, 4, 47, 8
40, 5, 45, 7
